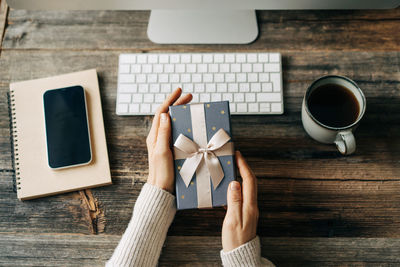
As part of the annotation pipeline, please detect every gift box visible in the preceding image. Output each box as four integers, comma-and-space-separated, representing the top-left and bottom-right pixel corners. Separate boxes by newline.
169, 101, 236, 210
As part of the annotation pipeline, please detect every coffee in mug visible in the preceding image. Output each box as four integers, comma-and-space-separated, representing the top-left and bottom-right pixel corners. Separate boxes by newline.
301, 75, 366, 155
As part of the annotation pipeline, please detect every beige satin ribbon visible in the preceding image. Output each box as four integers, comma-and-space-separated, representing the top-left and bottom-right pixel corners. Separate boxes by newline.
173, 104, 234, 208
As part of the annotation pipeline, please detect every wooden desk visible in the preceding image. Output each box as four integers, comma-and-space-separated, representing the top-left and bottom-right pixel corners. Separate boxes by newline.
1, 2, 400, 265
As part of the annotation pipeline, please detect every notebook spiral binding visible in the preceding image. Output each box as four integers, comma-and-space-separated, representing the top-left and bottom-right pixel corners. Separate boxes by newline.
7, 91, 21, 193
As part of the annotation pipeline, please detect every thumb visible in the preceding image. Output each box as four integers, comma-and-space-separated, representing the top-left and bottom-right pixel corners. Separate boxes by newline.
226, 181, 242, 222
155, 113, 171, 150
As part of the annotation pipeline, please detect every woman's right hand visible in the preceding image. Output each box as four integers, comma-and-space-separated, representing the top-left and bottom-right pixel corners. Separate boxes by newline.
222, 151, 259, 252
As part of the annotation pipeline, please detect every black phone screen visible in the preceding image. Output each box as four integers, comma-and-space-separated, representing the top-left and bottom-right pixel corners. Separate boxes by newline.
43, 85, 92, 169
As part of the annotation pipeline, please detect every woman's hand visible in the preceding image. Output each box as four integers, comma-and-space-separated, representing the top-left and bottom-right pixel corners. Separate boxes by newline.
146, 88, 192, 193
222, 151, 259, 252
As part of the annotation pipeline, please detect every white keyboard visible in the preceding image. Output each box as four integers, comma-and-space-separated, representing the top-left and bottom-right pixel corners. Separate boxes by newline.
116, 52, 283, 115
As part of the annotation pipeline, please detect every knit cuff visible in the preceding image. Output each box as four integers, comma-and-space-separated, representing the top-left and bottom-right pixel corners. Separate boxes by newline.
106, 183, 176, 267
220, 236, 262, 267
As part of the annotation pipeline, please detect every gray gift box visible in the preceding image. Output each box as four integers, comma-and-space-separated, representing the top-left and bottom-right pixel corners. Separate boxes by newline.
169, 101, 236, 210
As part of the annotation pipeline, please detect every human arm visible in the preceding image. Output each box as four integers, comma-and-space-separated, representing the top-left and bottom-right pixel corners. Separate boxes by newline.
220, 151, 275, 267
106, 89, 192, 267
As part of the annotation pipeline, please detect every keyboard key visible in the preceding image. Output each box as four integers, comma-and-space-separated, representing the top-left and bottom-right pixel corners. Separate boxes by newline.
137, 54, 147, 63
209, 64, 219, 73
144, 94, 154, 102
257, 93, 281, 102
269, 53, 280, 63
222, 93, 233, 102
118, 94, 131, 103
119, 74, 135, 83
220, 64, 230, 73
271, 103, 282, 113
211, 93, 222, 101
195, 83, 205, 92
247, 54, 257, 63
142, 64, 152, 73
129, 104, 140, 113
214, 74, 224, 83
136, 74, 146, 83
159, 55, 169, 63
229, 103, 236, 112
264, 63, 280, 72
192, 54, 202, 63
147, 74, 157, 83
203, 54, 213, 63
119, 84, 137, 93
187, 64, 197, 73
192, 74, 202, 83
225, 73, 235, 83
153, 64, 163, 73
117, 103, 128, 113
260, 103, 270, 112
192, 93, 199, 102
200, 93, 210, 102
239, 83, 250, 92
141, 103, 151, 113
181, 74, 191, 83
258, 53, 269, 63
237, 103, 247, 113
164, 64, 174, 73
161, 84, 172, 92
152, 103, 160, 113
217, 83, 227, 92
250, 83, 261, 92
228, 83, 239, 92
206, 83, 216, 92
119, 64, 130, 73
262, 83, 273, 92
236, 54, 246, 63
248, 103, 259, 112
138, 84, 149, 93
231, 64, 241, 73
214, 54, 224, 63
120, 54, 136, 64
198, 64, 208, 73
181, 54, 191, 63
237, 73, 246, 82
149, 84, 160, 93
176, 64, 185, 73
155, 93, 165, 102
132, 94, 143, 103
253, 64, 263, 72
242, 63, 252, 73
225, 54, 235, 63
170, 74, 180, 83
148, 55, 158, 63
170, 54, 180, 63
270, 73, 282, 92
203, 74, 213, 83
248, 73, 258, 82
159, 74, 169, 83
259, 73, 269, 82
246, 93, 256, 102
234, 93, 244, 102
184, 83, 194, 92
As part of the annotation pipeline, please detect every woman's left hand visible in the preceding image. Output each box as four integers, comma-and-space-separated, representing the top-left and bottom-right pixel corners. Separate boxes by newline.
146, 88, 192, 193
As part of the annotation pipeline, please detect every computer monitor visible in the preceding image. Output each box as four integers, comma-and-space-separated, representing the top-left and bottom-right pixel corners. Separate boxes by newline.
6, 0, 400, 44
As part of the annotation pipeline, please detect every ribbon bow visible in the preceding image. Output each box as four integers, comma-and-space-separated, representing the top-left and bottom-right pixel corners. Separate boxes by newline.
174, 128, 232, 189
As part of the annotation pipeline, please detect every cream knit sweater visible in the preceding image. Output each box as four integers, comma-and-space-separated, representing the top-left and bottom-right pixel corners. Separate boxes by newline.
106, 183, 275, 267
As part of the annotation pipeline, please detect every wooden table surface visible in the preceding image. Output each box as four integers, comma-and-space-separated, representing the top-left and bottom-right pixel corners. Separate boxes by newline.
1, 1, 400, 266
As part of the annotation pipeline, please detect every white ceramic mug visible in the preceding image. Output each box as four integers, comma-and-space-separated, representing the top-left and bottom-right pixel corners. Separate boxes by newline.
301, 75, 366, 155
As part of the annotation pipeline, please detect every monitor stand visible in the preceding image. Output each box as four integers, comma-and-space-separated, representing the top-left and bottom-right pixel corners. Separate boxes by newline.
147, 10, 258, 44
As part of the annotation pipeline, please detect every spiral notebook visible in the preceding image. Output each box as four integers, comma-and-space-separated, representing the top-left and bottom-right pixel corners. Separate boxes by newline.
9, 69, 112, 200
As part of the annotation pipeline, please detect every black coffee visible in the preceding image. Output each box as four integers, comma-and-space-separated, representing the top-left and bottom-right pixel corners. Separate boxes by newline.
307, 83, 360, 128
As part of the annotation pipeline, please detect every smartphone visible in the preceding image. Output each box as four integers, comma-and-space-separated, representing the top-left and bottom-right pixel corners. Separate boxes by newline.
43, 85, 92, 169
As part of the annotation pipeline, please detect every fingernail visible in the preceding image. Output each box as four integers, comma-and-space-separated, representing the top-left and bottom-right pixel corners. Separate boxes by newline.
160, 113, 167, 122
230, 181, 240, 191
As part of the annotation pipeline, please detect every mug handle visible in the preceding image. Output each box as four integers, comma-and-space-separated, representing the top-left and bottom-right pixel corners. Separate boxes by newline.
334, 131, 356, 155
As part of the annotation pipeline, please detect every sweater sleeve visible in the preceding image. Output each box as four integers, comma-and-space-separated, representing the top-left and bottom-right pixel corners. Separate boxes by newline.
106, 183, 176, 267
220, 236, 275, 267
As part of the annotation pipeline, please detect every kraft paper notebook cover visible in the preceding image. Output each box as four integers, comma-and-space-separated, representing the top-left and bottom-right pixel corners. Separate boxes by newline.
9, 69, 112, 200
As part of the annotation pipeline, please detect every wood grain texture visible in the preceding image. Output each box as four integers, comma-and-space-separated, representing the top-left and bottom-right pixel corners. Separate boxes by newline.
0, 7, 400, 266
0, 0, 7, 49
2, 9, 400, 51
0, 234, 400, 266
